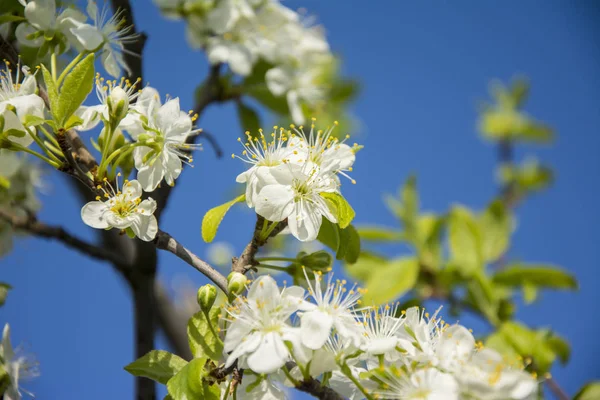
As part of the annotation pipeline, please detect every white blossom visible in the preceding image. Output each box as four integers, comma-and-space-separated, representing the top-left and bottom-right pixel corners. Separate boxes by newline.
223, 275, 306, 374
298, 270, 363, 349
68, 0, 139, 77
374, 367, 459, 400
81, 178, 158, 241
75, 74, 140, 131
0, 324, 39, 400
359, 303, 405, 356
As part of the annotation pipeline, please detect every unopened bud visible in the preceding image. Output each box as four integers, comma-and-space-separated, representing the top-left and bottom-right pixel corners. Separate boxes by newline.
299, 250, 333, 271
197, 284, 217, 313
227, 272, 247, 296
107, 86, 129, 124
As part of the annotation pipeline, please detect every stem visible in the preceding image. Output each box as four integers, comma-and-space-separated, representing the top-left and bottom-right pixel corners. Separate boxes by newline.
38, 125, 61, 149
56, 52, 86, 87
10, 143, 61, 168
282, 365, 299, 387
259, 218, 268, 238
261, 221, 281, 241
97, 141, 142, 179
255, 256, 297, 263
256, 263, 289, 272
50, 51, 58, 82
26, 127, 62, 164
340, 363, 374, 400
203, 310, 224, 347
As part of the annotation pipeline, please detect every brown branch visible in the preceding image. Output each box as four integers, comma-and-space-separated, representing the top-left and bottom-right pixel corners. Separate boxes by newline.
545, 376, 570, 400
0, 208, 133, 283
154, 230, 228, 293
295, 378, 344, 400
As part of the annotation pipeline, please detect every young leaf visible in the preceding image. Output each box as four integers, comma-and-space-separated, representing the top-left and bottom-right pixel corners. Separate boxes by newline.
201, 194, 245, 243
124, 350, 187, 384
56, 53, 95, 127
167, 357, 218, 400
362, 257, 419, 305
317, 217, 340, 252
479, 200, 511, 263
337, 224, 360, 263
574, 382, 600, 400
493, 264, 578, 290
345, 252, 386, 282
0, 282, 12, 306
320, 192, 355, 229
187, 306, 223, 360
356, 226, 405, 242
448, 206, 483, 276
41, 65, 59, 120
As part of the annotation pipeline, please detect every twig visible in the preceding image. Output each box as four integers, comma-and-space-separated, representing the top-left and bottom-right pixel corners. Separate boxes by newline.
0, 208, 133, 283
294, 377, 344, 400
154, 230, 228, 293
546, 376, 570, 400
232, 216, 288, 274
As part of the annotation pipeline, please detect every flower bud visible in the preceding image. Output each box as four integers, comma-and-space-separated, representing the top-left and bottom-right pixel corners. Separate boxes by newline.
299, 250, 333, 271
197, 284, 217, 313
227, 272, 247, 296
107, 86, 129, 124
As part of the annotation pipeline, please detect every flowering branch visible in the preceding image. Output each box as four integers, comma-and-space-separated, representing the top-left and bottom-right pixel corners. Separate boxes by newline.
154, 230, 228, 293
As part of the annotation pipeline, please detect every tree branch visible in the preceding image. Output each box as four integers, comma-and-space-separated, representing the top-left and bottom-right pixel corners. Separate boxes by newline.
295, 378, 344, 400
0, 208, 133, 283
154, 230, 228, 293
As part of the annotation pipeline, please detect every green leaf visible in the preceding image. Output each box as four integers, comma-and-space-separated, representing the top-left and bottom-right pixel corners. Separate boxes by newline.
0, 175, 10, 189
124, 350, 187, 385
236, 101, 261, 136
345, 252, 386, 282
167, 357, 216, 400
362, 257, 419, 305
415, 214, 444, 270
337, 224, 361, 264
546, 335, 570, 364
522, 283, 538, 304
385, 176, 418, 237
41, 65, 59, 120
493, 264, 578, 290
356, 226, 405, 242
56, 53, 95, 127
479, 200, 511, 263
0, 282, 12, 306
517, 120, 554, 143
22, 115, 46, 127
448, 206, 483, 276
0, 15, 26, 25
320, 192, 355, 229
201, 194, 246, 243
317, 219, 360, 264
187, 306, 223, 360
574, 382, 600, 400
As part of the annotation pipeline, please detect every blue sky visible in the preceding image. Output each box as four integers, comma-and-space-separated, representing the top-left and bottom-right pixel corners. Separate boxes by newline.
2, 0, 599, 399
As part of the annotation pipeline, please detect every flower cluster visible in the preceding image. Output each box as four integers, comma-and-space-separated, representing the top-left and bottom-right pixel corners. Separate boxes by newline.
221, 273, 539, 400
233, 121, 359, 241
154, 0, 333, 124
0, 62, 45, 150
0, 324, 39, 400
15, 0, 136, 77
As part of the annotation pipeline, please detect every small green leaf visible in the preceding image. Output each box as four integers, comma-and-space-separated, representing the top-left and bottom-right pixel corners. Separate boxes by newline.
356, 226, 405, 242
345, 252, 386, 282
57, 53, 95, 127
522, 283, 538, 304
317, 219, 360, 264
320, 192, 355, 229
187, 306, 223, 360
236, 102, 261, 136
167, 357, 213, 400
41, 65, 59, 120
415, 214, 444, 270
546, 335, 570, 365
362, 257, 419, 305
385, 176, 418, 237
0, 15, 26, 25
0, 282, 12, 306
0, 175, 10, 189
337, 224, 360, 264
479, 200, 511, 263
448, 206, 483, 276
574, 382, 600, 400
124, 350, 187, 384
201, 194, 246, 243
493, 264, 578, 290
22, 115, 46, 127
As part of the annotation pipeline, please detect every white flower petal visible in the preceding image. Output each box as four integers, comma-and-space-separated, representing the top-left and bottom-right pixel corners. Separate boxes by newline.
246, 332, 289, 374
300, 309, 333, 349
81, 201, 110, 229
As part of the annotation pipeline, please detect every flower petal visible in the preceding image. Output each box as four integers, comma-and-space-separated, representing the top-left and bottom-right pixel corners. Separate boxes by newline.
300, 309, 333, 349
246, 332, 289, 374
254, 184, 295, 222
81, 201, 110, 229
